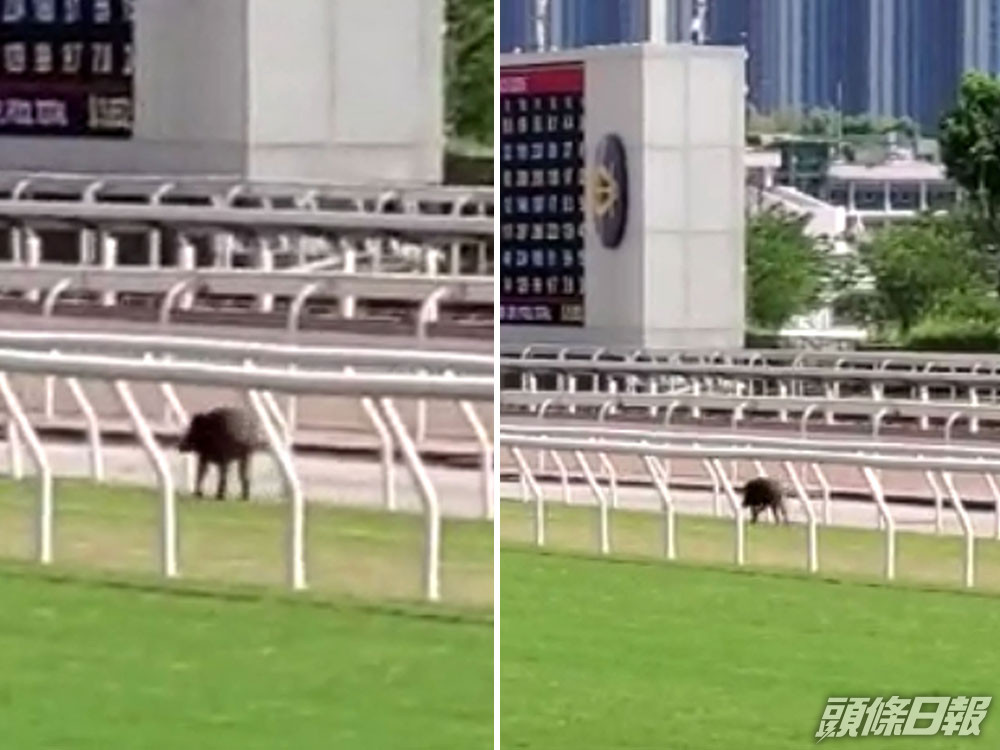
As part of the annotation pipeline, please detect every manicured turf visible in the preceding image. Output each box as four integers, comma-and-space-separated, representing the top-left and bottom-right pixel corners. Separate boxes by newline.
500, 546, 1000, 749
0, 479, 493, 607
0, 563, 491, 749
0, 479, 492, 748
500, 500, 1000, 591
500, 501, 1000, 748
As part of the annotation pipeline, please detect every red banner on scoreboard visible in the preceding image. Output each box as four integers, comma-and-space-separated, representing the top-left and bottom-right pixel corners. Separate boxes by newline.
499, 63, 584, 96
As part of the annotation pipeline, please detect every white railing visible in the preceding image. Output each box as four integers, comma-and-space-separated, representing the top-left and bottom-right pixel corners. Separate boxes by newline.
502, 422, 1000, 536
500, 357, 1000, 390
502, 344, 1000, 373
0, 200, 492, 240
0, 331, 494, 518
502, 390, 1000, 439
0, 331, 494, 372
0, 266, 492, 303
0, 347, 493, 602
0, 173, 493, 214
0, 265, 493, 337
500, 433, 1000, 589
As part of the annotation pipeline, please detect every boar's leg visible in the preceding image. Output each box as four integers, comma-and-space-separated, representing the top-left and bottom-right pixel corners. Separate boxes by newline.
216, 460, 229, 501
238, 455, 250, 501
195, 455, 208, 498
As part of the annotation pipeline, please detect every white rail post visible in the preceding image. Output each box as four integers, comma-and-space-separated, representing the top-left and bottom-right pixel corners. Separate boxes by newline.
810, 463, 832, 526
43, 348, 57, 420
940, 472, 976, 588
459, 400, 493, 519
144, 353, 193, 492
360, 397, 396, 511
340, 239, 357, 319
919, 385, 930, 431
114, 380, 178, 579
711, 458, 745, 566
65, 377, 104, 482
986, 473, 1000, 541
246, 389, 306, 591
643, 455, 676, 560
511, 446, 545, 546
177, 234, 196, 310
256, 238, 275, 314
6, 419, 23, 479
701, 457, 722, 515
925, 470, 945, 534
574, 450, 610, 555
285, 282, 325, 434
99, 231, 118, 307
598, 452, 619, 509
0, 373, 52, 564
23, 227, 42, 303
550, 450, 572, 505
861, 466, 896, 581
782, 461, 819, 573
379, 398, 442, 602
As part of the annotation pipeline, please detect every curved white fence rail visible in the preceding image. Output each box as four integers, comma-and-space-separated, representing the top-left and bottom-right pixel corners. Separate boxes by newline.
0, 348, 493, 602
0, 173, 493, 213
500, 357, 1000, 389
502, 389, 1000, 439
502, 344, 1000, 372
500, 433, 1000, 589
0, 331, 494, 372
0, 200, 493, 239
503, 421, 1000, 537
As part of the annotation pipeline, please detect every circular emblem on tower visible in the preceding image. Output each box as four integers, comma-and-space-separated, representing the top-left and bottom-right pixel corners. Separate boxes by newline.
591, 134, 629, 249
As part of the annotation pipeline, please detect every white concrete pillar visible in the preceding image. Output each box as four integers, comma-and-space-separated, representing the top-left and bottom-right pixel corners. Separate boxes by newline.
848, 181, 857, 212
883, 181, 892, 212
99, 232, 118, 306
919, 181, 929, 212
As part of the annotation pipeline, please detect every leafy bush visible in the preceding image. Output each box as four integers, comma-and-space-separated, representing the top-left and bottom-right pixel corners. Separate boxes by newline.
445, 0, 492, 146
746, 208, 828, 330
904, 318, 1000, 352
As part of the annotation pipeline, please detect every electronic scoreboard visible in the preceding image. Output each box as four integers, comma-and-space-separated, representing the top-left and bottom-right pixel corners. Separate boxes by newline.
0, 0, 132, 137
499, 63, 585, 327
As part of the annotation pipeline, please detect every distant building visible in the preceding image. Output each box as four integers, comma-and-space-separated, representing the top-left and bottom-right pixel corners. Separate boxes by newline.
498, 0, 986, 131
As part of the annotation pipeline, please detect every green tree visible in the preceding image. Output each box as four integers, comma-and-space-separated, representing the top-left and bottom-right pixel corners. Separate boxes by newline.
445, 0, 492, 146
940, 72, 1000, 233
746, 208, 827, 330
856, 215, 989, 334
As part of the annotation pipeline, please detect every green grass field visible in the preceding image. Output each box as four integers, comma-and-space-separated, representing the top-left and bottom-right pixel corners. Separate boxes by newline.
0, 480, 493, 749
500, 501, 1000, 749
0, 479, 492, 607
500, 500, 1000, 591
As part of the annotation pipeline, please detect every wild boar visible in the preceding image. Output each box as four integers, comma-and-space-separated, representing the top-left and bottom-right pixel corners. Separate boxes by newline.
742, 476, 788, 524
178, 407, 259, 501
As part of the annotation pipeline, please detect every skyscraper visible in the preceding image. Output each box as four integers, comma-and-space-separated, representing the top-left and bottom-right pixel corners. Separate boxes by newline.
498, 0, 973, 130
